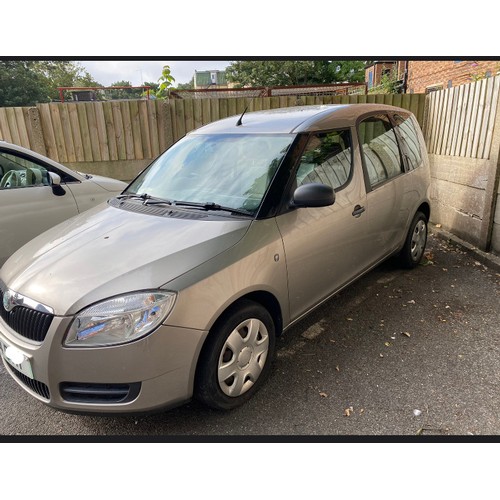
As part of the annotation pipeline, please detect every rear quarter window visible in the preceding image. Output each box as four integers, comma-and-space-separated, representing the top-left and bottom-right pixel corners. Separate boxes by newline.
392, 113, 423, 170
358, 114, 404, 189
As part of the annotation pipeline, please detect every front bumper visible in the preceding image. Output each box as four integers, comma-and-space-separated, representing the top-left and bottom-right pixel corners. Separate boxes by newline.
0, 314, 208, 414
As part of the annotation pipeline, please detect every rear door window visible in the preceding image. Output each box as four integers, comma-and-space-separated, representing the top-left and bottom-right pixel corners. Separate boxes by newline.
358, 115, 404, 190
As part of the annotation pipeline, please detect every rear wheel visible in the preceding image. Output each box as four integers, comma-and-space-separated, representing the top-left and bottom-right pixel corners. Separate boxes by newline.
195, 300, 275, 410
399, 211, 428, 268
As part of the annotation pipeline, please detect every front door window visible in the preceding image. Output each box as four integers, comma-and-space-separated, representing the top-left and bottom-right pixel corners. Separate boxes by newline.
0, 152, 50, 189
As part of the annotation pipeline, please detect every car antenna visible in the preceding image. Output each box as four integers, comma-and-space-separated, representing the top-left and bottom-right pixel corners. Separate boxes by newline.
236, 105, 249, 127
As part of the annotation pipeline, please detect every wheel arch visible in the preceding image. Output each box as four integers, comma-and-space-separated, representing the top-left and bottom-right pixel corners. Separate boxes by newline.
417, 201, 430, 221
207, 290, 284, 340
193, 290, 282, 409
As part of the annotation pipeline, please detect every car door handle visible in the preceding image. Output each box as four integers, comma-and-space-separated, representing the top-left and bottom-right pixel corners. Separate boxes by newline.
352, 205, 365, 217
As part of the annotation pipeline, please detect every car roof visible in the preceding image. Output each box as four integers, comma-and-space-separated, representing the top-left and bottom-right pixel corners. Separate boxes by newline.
191, 103, 412, 135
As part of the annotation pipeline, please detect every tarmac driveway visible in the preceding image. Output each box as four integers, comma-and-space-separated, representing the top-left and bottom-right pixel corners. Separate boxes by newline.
0, 231, 499, 437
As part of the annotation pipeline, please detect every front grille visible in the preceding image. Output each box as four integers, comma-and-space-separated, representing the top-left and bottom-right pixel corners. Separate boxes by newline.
8, 364, 50, 400
60, 382, 141, 404
0, 289, 53, 342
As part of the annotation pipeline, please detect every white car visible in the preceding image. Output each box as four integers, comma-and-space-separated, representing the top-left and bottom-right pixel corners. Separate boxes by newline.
0, 141, 127, 265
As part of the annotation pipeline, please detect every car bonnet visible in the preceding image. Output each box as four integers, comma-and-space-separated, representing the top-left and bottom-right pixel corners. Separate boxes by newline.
0, 203, 251, 316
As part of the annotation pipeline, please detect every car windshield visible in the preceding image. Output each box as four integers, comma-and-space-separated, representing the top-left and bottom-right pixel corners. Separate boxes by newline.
125, 133, 294, 215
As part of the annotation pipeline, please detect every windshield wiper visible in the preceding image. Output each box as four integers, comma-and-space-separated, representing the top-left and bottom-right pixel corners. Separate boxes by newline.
116, 193, 173, 206
116, 193, 150, 201
172, 200, 252, 217
116, 194, 252, 216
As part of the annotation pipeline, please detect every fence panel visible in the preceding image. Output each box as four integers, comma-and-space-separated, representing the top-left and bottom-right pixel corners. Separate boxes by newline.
425, 76, 500, 159
5, 101, 166, 164
164, 92, 427, 142
0, 108, 12, 142
479, 76, 500, 159
6, 108, 21, 147
0, 93, 427, 164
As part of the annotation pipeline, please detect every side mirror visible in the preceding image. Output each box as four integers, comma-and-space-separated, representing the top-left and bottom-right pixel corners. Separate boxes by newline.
291, 183, 335, 208
48, 172, 66, 196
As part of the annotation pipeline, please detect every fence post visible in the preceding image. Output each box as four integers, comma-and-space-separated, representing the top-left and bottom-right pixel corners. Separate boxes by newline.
422, 93, 430, 138
158, 99, 174, 152
27, 107, 47, 156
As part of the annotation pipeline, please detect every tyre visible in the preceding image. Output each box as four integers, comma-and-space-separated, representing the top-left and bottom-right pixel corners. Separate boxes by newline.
399, 211, 428, 268
195, 299, 276, 410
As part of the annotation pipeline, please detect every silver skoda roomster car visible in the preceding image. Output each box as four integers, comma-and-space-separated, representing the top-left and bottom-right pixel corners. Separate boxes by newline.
0, 104, 430, 413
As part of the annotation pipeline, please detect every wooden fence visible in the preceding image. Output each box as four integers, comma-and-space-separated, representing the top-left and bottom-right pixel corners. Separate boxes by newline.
423, 75, 500, 254
0, 94, 427, 164
168, 93, 426, 142
2, 87, 500, 253
0, 100, 172, 164
425, 75, 500, 159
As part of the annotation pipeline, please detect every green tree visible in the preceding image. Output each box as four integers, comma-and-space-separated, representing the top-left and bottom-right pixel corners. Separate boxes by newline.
34, 61, 102, 100
154, 65, 175, 98
174, 77, 194, 90
225, 60, 366, 87
0, 61, 52, 106
143, 81, 159, 92
0, 60, 103, 106
142, 81, 159, 98
108, 80, 142, 100
323, 61, 367, 83
74, 69, 102, 88
368, 68, 399, 94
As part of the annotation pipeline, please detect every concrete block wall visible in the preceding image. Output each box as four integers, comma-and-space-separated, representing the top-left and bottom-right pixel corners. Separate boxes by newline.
492, 187, 500, 256
428, 155, 489, 247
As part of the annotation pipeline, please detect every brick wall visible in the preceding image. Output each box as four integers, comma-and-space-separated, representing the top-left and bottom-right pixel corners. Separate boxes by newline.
396, 61, 406, 81
407, 61, 500, 93
365, 61, 408, 90
365, 61, 398, 89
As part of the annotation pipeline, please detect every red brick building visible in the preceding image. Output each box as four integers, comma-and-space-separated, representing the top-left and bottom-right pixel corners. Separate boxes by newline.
365, 61, 406, 90
365, 60, 499, 94
406, 60, 499, 93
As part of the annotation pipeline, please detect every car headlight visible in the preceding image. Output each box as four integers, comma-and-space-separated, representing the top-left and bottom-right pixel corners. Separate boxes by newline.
65, 291, 176, 347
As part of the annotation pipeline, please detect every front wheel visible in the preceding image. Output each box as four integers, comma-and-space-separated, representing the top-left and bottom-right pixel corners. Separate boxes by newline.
195, 300, 275, 410
399, 211, 428, 268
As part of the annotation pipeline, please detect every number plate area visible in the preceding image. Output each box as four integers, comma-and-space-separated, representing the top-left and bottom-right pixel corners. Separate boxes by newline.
0, 338, 34, 379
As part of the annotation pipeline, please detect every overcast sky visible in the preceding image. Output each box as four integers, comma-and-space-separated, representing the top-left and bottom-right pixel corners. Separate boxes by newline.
78, 60, 231, 87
